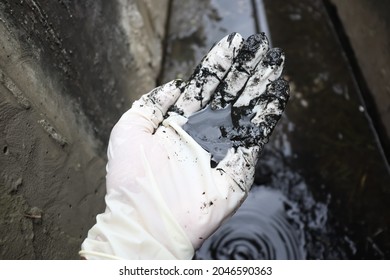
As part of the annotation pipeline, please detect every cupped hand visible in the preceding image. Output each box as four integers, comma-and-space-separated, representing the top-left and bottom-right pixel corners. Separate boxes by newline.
81, 32, 289, 260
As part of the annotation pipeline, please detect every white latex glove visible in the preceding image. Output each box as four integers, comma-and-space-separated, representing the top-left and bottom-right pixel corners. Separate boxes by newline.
80, 32, 289, 260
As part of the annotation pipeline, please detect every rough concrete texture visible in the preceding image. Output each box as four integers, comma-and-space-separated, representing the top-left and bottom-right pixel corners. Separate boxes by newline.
0, 0, 169, 259
330, 0, 390, 147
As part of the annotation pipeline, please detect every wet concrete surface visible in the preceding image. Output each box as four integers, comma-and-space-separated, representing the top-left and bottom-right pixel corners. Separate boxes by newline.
330, 0, 390, 154
161, 0, 390, 259
0, 0, 165, 143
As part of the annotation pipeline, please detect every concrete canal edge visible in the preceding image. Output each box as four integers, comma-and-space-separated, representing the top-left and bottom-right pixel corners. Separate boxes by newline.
0, 0, 169, 259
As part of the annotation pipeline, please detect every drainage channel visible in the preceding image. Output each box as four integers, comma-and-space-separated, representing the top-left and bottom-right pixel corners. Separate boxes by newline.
160, 0, 390, 259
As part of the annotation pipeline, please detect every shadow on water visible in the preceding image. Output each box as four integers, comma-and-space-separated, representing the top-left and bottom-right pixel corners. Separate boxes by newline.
162, 0, 390, 259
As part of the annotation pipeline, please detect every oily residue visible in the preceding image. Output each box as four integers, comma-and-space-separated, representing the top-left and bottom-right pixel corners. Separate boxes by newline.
183, 78, 289, 163
235, 33, 267, 66
262, 48, 284, 67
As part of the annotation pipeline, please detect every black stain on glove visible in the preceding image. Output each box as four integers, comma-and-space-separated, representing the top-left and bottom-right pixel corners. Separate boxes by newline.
183, 78, 289, 164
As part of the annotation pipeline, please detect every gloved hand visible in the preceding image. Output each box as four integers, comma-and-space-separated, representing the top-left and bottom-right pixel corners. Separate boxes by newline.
80, 32, 289, 260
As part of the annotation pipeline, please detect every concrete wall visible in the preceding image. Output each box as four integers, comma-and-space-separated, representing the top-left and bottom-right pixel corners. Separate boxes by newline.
330, 0, 390, 149
0, 0, 169, 259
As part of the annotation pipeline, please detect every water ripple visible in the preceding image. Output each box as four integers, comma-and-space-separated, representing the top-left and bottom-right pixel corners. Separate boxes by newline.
195, 187, 306, 259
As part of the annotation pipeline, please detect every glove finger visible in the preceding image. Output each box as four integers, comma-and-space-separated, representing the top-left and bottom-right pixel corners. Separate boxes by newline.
122, 79, 183, 133
233, 48, 285, 108
210, 33, 269, 110
211, 79, 289, 196
171, 32, 244, 117
251, 78, 290, 143
227, 78, 289, 156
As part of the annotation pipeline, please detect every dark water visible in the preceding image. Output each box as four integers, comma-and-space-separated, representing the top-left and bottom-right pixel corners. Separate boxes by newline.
194, 118, 354, 260
163, 0, 390, 259
195, 186, 307, 259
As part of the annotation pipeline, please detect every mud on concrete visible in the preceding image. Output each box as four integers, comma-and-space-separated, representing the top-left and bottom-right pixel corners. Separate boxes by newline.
0, 0, 169, 259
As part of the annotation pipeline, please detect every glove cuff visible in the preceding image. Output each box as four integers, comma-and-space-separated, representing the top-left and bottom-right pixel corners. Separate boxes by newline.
80, 201, 194, 260
80, 146, 195, 260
